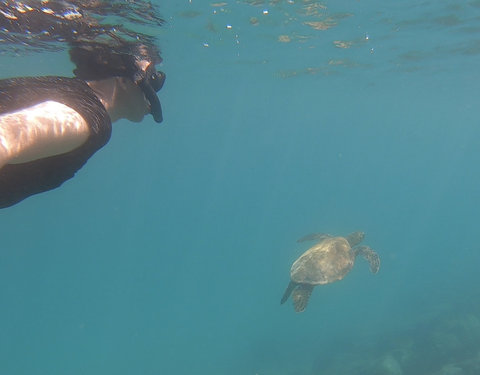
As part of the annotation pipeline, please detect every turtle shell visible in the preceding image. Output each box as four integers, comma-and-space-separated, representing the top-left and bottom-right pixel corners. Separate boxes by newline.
290, 237, 355, 285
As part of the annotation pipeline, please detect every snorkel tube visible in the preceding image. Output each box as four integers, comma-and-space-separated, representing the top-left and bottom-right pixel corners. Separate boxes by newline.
133, 64, 166, 123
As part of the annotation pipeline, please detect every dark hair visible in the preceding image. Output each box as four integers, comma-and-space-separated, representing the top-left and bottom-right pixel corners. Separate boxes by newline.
69, 41, 161, 81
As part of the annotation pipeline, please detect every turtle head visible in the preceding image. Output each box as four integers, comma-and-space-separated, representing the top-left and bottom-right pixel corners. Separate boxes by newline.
346, 231, 365, 247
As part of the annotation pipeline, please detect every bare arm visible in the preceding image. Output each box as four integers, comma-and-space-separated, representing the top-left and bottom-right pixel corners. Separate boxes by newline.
0, 101, 90, 169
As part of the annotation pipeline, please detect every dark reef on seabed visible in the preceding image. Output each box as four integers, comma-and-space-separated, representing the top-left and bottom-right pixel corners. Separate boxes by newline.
311, 300, 480, 375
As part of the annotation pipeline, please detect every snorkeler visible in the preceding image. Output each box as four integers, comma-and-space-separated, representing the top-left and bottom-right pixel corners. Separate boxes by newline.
0, 0, 166, 208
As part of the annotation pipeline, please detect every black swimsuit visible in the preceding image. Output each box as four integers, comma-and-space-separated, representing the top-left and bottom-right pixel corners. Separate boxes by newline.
0, 76, 112, 208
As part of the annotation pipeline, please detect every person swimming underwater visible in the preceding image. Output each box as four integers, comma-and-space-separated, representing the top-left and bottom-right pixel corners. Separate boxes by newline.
0, 0, 166, 208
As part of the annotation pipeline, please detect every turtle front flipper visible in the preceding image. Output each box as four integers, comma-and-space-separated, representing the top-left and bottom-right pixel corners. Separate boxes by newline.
354, 245, 380, 274
281, 281, 297, 305
292, 284, 314, 312
297, 233, 332, 243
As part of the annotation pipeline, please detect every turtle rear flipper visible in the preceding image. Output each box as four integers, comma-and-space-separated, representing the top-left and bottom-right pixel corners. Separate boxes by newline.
297, 233, 332, 243
292, 284, 314, 312
281, 281, 297, 304
355, 245, 380, 274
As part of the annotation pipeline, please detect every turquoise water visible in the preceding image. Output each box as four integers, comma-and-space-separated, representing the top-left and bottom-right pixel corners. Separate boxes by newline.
1, 1, 480, 374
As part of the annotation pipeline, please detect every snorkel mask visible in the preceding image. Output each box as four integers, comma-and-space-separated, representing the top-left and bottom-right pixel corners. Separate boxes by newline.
69, 41, 166, 123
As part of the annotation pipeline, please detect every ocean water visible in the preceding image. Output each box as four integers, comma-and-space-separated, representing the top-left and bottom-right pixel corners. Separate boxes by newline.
1, 1, 480, 374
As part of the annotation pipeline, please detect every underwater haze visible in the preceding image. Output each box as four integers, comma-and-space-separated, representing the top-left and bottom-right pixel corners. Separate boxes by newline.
2, 1, 480, 374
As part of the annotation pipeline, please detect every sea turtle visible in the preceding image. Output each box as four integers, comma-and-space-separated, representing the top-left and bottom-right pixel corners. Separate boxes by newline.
280, 231, 380, 312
